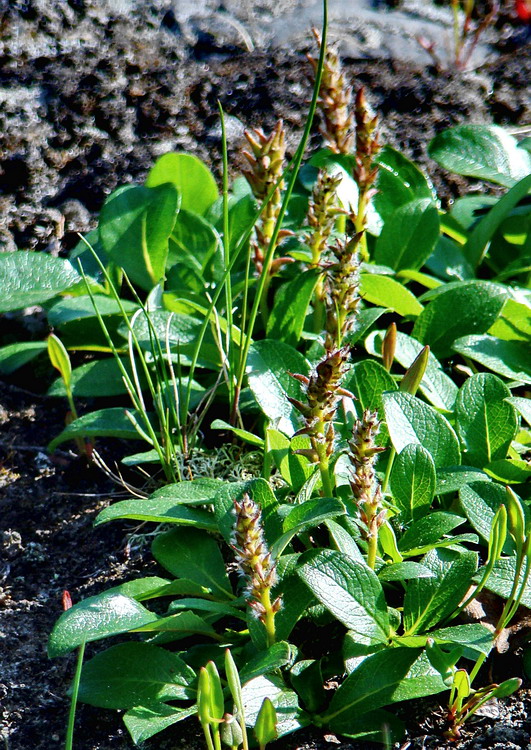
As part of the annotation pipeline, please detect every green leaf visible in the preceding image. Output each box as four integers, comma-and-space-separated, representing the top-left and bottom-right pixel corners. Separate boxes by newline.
374, 199, 439, 271
48, 295, 138, 326
484, 556, 531, 608
48, 407, 153, 452
377, 562, 435, 581
267, 269, 319, 347
484, 459, 531, 484
241, 675, 308, 738
463, 174, 531, 267
382, 391, 461, 468
152, 528, 233, 600
346, 307, 388, 346
48, 592, 157, 657
47, 358, 144, 398
211, 419, 265, 447
459, 482, 510, 546
95, 497, 217, 531
290, 660, 326, 714
124, 704, 196, 745
0, 341, 47, 375
271, 498, 346, 557
321, 649, 445, 732
390, 444, 436, 521
239, 643, 294, 685
403, 549, 477, 634
265, 429, 313, 492
398, 512, 466, 554
360, 274, 423, 317
247, 340, 309, 436
343, 359, 397, 439
428, 125, 531, 188
141, 478, 223, 506
368, 329, 458, 411
412, 281, 507, 358
273, 573, 316, 643
135, 610, 218, 640
453, 335, 531, 384
489, 298, 531, 342
426, 235, 474, 282
297, 550, 390, 643
327, 709, 404, 744
99, 183, 178, 290
214, 478, 282, 548
168, 209, 222, 281
0, 251, 81, 312
455, 373, 517, 467
146, 152, 218, 215
111, 576, 172, 600
435, 466, 491, 495
428, 624, 494, 656
78, 642, 195, 708
509, 396, 531, 427
374, 146, 437, 223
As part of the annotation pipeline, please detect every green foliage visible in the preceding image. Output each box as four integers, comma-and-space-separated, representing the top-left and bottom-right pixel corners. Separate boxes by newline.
1, 22, 530, 748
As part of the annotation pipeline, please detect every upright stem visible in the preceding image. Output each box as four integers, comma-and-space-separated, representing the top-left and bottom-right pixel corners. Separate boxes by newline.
381, 446, 396, 494
355, 190, 369, 263
65, 641, 85, 750
260, 588, 277, 647
234, 0, 329, 405
367, 532, 378, 570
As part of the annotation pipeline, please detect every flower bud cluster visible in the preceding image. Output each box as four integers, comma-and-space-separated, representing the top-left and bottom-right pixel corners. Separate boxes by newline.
349, 409, 386, 543
289, 347, 353, 462
324, 235, 362, 351
242, 121, 292, 275
352, 87, 380, 233
307, 28, 354, 155
306, 170, 344, 269
232, 494, 281, 623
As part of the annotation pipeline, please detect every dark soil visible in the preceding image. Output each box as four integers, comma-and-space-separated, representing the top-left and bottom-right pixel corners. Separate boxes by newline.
1, 2, 531, 749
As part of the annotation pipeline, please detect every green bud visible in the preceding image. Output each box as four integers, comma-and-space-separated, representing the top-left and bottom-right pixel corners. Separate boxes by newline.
487, 504, 507, 565
197, 666, 213, 726
224, 650, 244, 717
425, 639, 462, 686
492, 677, 522, 699
254, 698, 278, 749
506, 486, 525, 551
399, 345, 429, 396
453, 669, 471, 702
206, 661, 225, 723
47, 333, 72, 390
381, 322, 396, 372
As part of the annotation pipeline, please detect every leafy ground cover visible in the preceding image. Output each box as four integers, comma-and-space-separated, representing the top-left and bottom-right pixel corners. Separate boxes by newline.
1, 3, 531, 750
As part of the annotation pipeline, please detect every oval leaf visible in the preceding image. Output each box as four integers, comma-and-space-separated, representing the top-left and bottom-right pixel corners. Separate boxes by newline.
146, 152, 218, 215
456, 373, 517, 467
428, 125, 531, 188
412, 281, 507, 358
390, 443, 436, 521
374, 199, 439, 271
78, 642, 195, 708
382, 391, 461, 468
48, 592, 157, 657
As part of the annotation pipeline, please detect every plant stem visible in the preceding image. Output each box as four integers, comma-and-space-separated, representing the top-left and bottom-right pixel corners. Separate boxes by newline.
219, 103, 235, 410
367, 532, 378, 570
65, 641, 85, 750
234, 0, 329, 406
260, 587, 277, 647
381, 446, 396, 494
